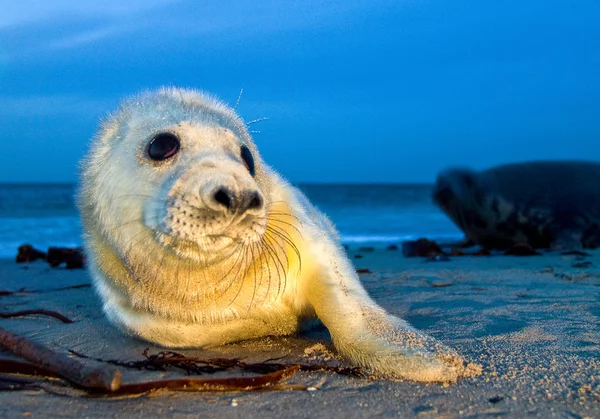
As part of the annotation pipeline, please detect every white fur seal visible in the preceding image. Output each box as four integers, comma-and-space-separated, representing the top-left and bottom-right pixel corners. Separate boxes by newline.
78, 87, 464, 382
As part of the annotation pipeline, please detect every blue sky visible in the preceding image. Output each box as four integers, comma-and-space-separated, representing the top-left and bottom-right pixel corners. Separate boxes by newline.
1, 0, 599, 183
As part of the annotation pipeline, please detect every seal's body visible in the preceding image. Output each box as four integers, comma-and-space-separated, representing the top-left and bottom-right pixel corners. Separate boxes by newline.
433, 161, 600, 250
79, 87, 463, 382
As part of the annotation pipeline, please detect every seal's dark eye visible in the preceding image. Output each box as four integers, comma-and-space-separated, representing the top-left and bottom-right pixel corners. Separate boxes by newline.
240, 145, 255, 176
147, 133, 180, 161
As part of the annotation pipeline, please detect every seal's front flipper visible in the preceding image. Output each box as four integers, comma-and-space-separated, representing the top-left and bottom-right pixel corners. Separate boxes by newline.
303, 241, 464, 382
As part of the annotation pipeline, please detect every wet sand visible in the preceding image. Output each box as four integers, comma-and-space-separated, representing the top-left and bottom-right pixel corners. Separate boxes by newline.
1, 247, 599, 418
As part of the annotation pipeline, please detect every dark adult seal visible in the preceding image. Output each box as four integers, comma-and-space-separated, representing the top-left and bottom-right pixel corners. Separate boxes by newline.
432, 161, 600, 250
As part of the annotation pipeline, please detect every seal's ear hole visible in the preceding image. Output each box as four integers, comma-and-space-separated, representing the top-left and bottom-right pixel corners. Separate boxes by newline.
147, 133, 180, 161
240, 145, 255, 176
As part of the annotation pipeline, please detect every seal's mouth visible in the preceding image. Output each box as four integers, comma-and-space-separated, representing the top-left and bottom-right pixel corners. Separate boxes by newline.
147, 197, 268, 265
154, 229, 242, 264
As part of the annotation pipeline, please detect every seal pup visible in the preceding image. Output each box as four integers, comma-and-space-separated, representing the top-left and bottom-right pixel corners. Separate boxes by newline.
432, 161, 600, 250
78, 87, 464, 382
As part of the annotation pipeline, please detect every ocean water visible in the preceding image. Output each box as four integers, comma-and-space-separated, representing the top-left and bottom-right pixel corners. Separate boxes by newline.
0, 183, 462, 259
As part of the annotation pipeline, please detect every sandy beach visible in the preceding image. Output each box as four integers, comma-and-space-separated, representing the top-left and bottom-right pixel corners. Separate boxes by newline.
1, 247, 599, 418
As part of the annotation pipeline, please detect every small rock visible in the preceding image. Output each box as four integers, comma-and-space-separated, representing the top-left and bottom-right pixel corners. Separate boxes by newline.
428, 279, 454, 288
504, 243, 540, 256
450, 248, 466, 256
424, 254, 451, 262
358, 247, 375, 252
561, 250, 591, 256
402, 238, 446, 258
473, 248, 491, 256
572, 261, 592, 268
47, 247, 86, 269
16, 244, 46, 263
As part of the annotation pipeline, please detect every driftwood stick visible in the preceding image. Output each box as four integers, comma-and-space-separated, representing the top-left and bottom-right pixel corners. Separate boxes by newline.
0, 310, 73, 324
0, 358, 61, 378
0, 326, 121, 392
113, 365, 300, 395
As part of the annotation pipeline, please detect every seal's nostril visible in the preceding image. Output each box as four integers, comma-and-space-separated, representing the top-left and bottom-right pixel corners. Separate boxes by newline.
247, 192, 263, 210
214, 188, 232, 210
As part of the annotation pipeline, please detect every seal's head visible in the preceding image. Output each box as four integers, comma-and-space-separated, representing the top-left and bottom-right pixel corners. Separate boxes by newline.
79, 87, 270, 270
432, 168, 487, 229
431, 167, 516, 248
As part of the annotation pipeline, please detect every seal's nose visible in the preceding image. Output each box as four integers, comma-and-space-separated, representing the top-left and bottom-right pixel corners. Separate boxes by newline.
213, 187, 233, 210
210, 187, 263, 214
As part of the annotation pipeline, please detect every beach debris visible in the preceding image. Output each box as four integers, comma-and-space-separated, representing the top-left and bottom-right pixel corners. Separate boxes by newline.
413, 405, 437, 415
0, 356, 300, 395
571, 260, 592, 268
427, 278, 454, 288
425, 254, 451, 262
303, 343, 334, 362
402, 238, 446, 258
356, 268, 372, 274
0, 327, 304, 395
0, 284, 91, 297
561, 250, 591, 257
0, 309, 73, 324
15, 244, 86, 269
503, 243, 541, 256
69, 349, 366, 379
15, 245, 46, 263
401, 237, 559, 258
415, 275, 454, 287
450, 248, 466, 256
46, 247, 86, 269
0, 326, 121, 392
488, 395, 504, 404
473, 248, 491, 256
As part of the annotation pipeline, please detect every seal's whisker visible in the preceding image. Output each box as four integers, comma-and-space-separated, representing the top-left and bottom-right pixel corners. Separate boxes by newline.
266, 211, 302, 222
265, 224, 302, 274
112, 194, 160, 201
226, 244, 251, 308
123, 228, 154, 261
234, 87, 243, 110
266, 226, 299, 273
255, 241, 269, 306
265, 229, 298, 298
173, 247, 182, 300
219, 240, 245, 279
216, 241, 246, 300
153, 237, 169, 297
259, 235, 283, 300
248, 243, 259, 312
254, 241, 270, 304
263, 233, 289, 299
262, 236, 283, 299
105, 217, 145, 233
264, 229, 290, 273
246, 117, 268, 126
265, 216, 304, 237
